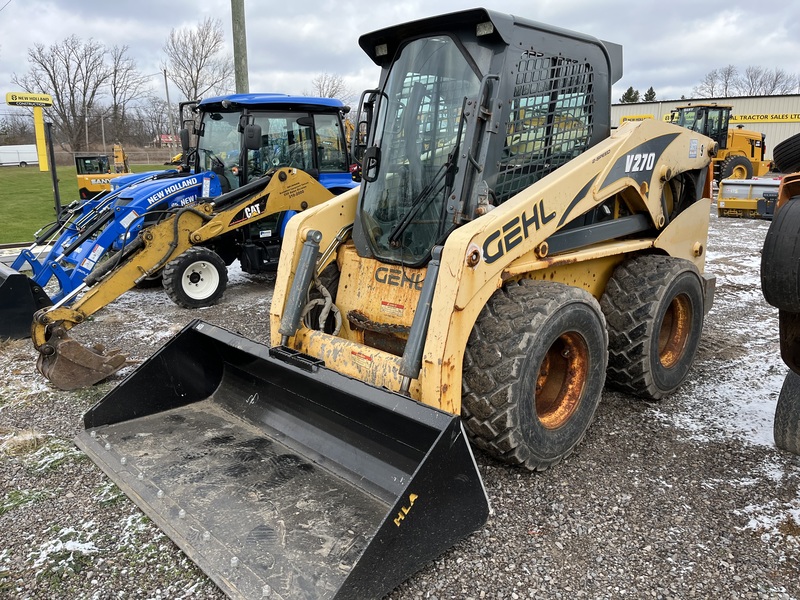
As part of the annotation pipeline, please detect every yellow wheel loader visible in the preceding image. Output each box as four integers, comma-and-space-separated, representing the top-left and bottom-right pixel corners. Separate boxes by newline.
32, 168, 334, 390
68, 9, 717, 599
671, 103, 770, 181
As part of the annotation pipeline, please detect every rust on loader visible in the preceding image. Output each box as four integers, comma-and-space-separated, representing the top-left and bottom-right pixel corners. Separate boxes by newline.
35, 322, 127, 390
75, 321, 489, 599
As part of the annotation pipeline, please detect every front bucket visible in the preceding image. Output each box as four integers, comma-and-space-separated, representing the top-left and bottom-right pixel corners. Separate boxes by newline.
75, 320, 489, 600
0, 263, 52, 339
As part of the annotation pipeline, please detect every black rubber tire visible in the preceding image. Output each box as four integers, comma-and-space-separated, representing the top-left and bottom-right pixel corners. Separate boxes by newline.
462, 280, 608, 471
775, 370, 800, 455
773, 132, 800, 175
720, 155, 753, 180
600, 255, 705, 400
163, 247, 228, 308
761, 197, 800, 312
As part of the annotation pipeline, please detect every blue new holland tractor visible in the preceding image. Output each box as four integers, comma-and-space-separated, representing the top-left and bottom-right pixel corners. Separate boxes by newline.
0, 93, 356, 338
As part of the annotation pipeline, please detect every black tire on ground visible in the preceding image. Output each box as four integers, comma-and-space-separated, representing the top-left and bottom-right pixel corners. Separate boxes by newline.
600, 255, 705, 400
162, 247, 228, 308
775, 370, 800, 455
720, 155, 753, 180
19, 161, 27, 167
461, 280, 608, 471
773, 131, 800, 175
761, 197, 800, 312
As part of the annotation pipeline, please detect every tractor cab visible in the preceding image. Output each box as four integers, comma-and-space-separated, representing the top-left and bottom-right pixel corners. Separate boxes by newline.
182, 94, 355, 195
672, 102, 769, 181
673, 103, 731, 150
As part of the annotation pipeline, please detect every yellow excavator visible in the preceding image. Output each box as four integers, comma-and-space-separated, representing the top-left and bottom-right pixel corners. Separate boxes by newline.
42, 9, 717, 599
74, 143, 132, 199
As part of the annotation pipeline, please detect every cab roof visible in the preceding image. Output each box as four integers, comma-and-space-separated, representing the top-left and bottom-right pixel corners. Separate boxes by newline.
198, 93, 346, 112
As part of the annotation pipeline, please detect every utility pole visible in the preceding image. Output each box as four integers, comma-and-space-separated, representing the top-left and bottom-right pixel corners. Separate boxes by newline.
231, 0, 249, 93
83, 100, 89, 149
163, 69, 177, 144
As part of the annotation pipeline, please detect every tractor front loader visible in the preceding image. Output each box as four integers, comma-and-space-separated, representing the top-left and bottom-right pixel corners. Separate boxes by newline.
33, 168, 333, 390
73, 8, 717, 599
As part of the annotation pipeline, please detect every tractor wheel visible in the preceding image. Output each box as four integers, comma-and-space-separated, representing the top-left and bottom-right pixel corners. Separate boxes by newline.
163, 247, 228, 309
600, 255, 705, 400
761, 197, 800, 312
462, 280, 608, 471
773, 131, 800, 175
775, 370, 800, 455
720, 155, 753, 180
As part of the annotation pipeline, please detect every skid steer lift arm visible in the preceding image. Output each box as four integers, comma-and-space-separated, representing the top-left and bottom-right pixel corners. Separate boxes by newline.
32, 168, 334, 391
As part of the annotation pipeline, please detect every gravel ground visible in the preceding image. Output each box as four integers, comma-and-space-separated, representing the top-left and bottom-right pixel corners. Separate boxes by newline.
1, 206, 799, 599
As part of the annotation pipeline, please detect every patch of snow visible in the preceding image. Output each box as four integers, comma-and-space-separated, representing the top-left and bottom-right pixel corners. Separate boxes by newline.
737, 497, 800, 539
29, 526, 100, 570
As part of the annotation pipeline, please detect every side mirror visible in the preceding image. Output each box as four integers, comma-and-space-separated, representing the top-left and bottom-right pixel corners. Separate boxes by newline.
243, 123, 263, 151
180, 128, 190, 152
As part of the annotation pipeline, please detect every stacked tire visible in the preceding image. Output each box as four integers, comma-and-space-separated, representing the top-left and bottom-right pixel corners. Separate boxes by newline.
773, 132, 800, 175
761, 197, 800, 455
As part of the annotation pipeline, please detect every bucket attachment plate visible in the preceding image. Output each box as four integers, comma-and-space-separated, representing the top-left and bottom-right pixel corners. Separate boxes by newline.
37, 325, 127, 390
76, 320, 489, 600
0, 263, 52, 339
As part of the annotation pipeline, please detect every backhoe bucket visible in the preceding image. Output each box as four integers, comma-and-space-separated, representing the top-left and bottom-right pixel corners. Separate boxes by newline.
0, 264, 52, 339
75, 320, 490, 600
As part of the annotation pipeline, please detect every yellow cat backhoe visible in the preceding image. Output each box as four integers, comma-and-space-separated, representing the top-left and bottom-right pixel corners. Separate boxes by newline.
57, 9, 717, 599
32, 168, 334, 390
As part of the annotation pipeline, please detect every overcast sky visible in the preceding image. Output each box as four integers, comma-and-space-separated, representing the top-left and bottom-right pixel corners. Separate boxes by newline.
1, 0, 800, 113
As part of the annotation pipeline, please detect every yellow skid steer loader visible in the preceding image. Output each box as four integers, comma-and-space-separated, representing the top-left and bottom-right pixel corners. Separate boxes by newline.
66, 8, 716, 599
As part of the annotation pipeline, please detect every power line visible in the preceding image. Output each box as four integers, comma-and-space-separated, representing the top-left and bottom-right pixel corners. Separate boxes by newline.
0, 0, 13, 13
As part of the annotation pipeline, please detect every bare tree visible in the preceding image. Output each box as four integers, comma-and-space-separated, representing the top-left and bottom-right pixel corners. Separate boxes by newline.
132, 95, 172, 147
163, 17, 233, 101
695, 64, 798, 98
306, 72, 355, 105
758, 67, 798, 95
106, 45, 150, 142
693, 68, 720, 98
736, 65, 767, 96
12, 35, 111, 151
0, 111, 35, 144
718, 64, 739, 97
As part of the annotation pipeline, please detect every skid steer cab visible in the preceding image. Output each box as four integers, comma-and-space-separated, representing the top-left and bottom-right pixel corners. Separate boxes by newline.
75, 8, 717, 599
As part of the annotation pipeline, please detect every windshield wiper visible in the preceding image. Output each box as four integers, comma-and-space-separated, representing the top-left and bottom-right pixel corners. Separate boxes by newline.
387, 160, 451, 246
387, 100, 468, 246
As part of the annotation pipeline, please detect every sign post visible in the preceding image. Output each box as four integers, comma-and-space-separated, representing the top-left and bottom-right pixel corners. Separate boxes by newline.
5, 92, 54, 172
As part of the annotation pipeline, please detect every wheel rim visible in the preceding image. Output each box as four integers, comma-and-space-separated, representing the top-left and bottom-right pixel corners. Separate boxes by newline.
534, 332, 589, 429
658, 293, 691, 368
181, 260, 219, 300
730, 164, 748, 179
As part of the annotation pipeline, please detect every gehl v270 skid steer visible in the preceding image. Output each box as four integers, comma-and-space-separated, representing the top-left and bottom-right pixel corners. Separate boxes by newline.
60, 8, 716, 599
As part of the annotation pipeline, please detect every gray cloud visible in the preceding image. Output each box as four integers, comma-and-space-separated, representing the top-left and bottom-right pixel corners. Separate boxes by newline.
2, 0, 799, 111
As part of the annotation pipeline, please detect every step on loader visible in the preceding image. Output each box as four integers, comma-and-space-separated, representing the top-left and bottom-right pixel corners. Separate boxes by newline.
73, 8, 717, 599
